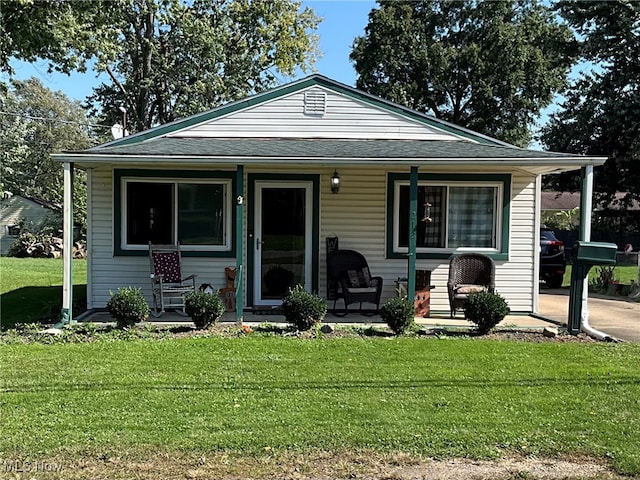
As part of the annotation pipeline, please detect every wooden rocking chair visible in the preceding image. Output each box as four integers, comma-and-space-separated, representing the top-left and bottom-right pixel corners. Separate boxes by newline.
149, 242, 197, 317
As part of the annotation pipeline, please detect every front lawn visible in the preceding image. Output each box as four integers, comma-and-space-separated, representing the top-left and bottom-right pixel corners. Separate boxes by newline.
0, 257, 87, 329
561, 264, 639, 288
1, 336, 639, 475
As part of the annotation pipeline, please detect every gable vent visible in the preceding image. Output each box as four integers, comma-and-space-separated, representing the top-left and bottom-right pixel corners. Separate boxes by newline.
304, 90, 327, 116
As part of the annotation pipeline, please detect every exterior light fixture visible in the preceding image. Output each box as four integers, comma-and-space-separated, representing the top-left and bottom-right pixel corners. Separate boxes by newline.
330, 170, 340, 194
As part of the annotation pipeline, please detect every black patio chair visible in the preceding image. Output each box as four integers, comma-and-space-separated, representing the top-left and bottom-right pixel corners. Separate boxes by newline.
327, 249, 383, 317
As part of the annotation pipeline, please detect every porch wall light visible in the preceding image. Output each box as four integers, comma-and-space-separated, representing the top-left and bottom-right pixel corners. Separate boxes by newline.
330, 170, 341, 194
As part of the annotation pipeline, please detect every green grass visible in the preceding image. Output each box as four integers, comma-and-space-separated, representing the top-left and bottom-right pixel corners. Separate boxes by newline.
562, 264, 639, 288
1, 336, 640, 474
0, 258, 87, 328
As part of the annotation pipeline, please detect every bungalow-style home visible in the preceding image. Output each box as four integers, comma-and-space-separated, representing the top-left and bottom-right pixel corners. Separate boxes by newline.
53, 75, 606, 323
0, 193, 60, 255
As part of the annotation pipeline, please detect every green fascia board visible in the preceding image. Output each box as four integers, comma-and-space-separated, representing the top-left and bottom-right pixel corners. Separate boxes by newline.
93, 75, 511, 151
246, 173, 320, 307
385, 172, 511, 260
113, 169, 237, 257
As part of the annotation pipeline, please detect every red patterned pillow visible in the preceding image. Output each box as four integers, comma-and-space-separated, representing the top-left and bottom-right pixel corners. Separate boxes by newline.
153, 252, 182, 283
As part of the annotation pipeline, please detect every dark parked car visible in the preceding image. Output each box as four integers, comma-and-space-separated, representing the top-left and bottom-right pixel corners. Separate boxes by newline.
540, 226, 566, 288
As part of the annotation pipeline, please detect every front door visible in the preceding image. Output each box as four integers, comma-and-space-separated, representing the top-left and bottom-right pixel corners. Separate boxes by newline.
253, 181, 313, 306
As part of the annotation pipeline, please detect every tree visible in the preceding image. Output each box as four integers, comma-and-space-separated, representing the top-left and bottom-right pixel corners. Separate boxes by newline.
87, 0, 320, 131
0, 78, 96, 225
0, 1, 119, 76
541, 1, 640, 209
350, 0, 576, 147
3, 0, 319, 131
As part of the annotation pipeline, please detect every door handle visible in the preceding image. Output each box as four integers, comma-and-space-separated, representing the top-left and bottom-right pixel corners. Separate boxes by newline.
256, 238, 265, 250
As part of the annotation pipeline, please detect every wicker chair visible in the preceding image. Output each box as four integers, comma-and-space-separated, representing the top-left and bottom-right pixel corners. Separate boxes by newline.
447, 253, 495, 317
327, 249, 383, 317
149, 242, 197, 317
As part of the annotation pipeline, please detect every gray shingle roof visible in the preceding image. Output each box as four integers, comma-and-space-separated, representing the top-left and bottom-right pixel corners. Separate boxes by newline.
92, 137, 567, 159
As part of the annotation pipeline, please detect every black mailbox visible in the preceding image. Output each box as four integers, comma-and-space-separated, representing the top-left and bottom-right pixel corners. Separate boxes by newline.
568, 241, 618, 334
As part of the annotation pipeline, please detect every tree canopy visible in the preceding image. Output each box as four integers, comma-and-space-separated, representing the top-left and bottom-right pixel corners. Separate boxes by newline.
3, 0, 320, 131
0, 1, 118, 76
0, 78, 96, 224
541, 1, 640, 208
350, 0, 576, 147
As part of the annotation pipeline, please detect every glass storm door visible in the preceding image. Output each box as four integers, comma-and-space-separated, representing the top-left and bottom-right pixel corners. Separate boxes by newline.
254, 182, 312, 306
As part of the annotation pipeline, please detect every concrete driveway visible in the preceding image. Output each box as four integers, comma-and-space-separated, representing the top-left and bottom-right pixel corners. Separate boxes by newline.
539, 289, 640, 342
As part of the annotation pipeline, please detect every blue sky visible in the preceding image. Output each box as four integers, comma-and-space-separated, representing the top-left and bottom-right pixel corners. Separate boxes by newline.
8, 0, 376, 102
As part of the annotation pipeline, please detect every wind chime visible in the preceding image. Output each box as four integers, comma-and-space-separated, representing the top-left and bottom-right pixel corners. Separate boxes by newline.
421, 202, 433, 223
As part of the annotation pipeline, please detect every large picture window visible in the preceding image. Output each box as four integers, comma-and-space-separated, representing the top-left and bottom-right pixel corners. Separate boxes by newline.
117, 172, 233, 253
388, 173, 510, 259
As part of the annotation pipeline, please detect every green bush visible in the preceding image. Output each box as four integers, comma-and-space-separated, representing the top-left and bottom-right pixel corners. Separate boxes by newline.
184, 291, 225, 329
106, 287, 150, 329
281, 285, 327, 331
380, 296, 415, 335
464, 291, 510, 334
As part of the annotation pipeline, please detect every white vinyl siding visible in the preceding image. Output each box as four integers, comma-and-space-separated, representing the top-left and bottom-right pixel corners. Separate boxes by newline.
88, 165, 537, 313
169, 87, 462, 141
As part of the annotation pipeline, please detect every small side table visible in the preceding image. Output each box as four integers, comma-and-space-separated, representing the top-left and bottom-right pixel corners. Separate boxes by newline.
395, 278, 435, 318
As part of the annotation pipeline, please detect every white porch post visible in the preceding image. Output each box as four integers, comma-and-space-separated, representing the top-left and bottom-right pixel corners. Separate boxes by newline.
60, 161, 76, 325
579, 165, 594, 326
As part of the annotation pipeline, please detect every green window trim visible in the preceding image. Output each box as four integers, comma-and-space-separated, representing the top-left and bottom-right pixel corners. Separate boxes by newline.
113, 169, 237, 257
386, 173, 511, 260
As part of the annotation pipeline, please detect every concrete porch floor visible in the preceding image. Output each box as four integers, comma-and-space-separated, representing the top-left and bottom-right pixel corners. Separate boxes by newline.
81, 309, 559, 331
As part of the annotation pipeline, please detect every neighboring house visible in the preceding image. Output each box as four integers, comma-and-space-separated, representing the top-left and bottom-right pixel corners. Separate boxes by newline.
541, 191, 640, 252
0, 193, 59, 255
54, 75, 606, 318
541, 191, 640, 225
541, 191, 582, 227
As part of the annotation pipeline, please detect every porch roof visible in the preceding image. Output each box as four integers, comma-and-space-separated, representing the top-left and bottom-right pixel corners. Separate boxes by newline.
57, 137, 606, 174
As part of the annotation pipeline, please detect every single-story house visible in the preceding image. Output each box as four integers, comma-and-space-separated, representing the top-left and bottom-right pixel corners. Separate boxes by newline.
0, 193, 60, 255
53, 75, 606, 322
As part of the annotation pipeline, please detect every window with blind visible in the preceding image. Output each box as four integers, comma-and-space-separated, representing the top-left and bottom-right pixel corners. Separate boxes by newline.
388, 173, 510, 258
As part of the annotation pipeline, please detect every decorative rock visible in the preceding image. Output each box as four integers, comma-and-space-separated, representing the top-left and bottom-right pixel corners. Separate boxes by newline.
320, 324, 334, 334
543, 327, 559, 338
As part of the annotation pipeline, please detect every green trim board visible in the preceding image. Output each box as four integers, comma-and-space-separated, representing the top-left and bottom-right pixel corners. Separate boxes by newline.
92, 75, 509, 151
385, 172, 511, 260
113, 169, 237, 257
235, 165, 244, 323
246, 173, 320, 307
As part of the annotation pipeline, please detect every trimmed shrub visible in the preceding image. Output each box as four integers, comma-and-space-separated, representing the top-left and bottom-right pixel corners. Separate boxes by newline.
106, 287, 150, 328
464, 291, 510, 334
380, 296, 415, 335
184, 291, 226, 329
281, 285, 327, 331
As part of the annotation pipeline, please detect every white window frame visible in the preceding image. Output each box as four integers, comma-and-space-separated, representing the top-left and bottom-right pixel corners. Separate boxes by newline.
392, 180, 503, 254
120, 176, 233, 252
